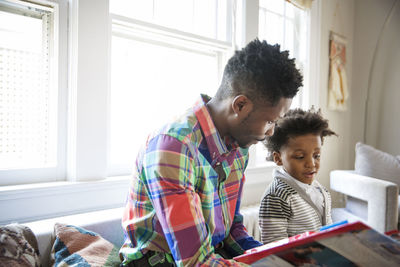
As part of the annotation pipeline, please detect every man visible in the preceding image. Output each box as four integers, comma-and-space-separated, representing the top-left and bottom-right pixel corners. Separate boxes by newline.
120, 39, 303, 266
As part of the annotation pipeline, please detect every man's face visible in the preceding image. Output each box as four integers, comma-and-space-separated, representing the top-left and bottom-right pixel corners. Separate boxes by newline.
231, 97, 292, 148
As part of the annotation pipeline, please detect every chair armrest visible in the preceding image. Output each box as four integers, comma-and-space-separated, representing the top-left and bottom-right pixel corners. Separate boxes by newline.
330, 170, 398, 200
330, 170, 398, 232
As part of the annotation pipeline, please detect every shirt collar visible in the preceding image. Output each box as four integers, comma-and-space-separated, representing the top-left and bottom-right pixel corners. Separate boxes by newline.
193, 94, 240, 165
275, 167, 318, 193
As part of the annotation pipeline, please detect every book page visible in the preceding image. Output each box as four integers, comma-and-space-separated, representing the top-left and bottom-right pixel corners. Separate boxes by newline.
235, 222, 400, 266
274, 241, 357, 266
251, 255, 294, 267
319, 228, 400, 267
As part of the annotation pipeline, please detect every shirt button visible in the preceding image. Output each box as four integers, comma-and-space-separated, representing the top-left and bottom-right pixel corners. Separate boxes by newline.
216, 162, 221, 166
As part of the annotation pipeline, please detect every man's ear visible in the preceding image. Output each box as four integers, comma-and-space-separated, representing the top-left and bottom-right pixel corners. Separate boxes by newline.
231, 95, 253, 117
273, 151, 283, 166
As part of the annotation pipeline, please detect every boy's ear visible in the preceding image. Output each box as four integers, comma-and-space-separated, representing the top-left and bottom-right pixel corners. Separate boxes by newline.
273, 151, 283, 166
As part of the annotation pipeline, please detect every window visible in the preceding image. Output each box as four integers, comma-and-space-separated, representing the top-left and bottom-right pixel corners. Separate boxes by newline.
110, 0, 229, 41
259, 0, 309, 109
109, 1, 233, 175
0, 0, 65, 185
0, 0, 314, 185
256, 0, 310, 164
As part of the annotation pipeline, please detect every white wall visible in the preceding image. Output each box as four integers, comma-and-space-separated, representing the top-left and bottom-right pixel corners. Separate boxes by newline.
352, 0, 400, 156
312, 0, 355, 207
321, 0, 400, 207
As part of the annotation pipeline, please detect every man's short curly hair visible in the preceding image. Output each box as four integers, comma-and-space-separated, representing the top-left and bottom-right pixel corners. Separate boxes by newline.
264, 108, 337, 160
215, 38, 303, 106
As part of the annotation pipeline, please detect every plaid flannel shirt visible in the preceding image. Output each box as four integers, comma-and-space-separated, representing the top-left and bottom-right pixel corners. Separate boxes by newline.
120, 95, 261, 266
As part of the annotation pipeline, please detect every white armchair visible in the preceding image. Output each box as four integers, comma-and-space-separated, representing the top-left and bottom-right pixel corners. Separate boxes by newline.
330, 170, 398, 233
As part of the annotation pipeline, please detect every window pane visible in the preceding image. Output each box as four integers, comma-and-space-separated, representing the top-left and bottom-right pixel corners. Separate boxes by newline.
258, 0, 309, 164
259, 1, 308, 110
260, 0, 284, 14
110, 0, 226, 41
154, 0, 193, 33
109, 0, 153, 23
193, 0, 217, 39
285, 1, 295, 19
259, 9, 267, 39
0, 10, 56, 170
110, 37, 218, 174
259, 11, 283, 45
285, 19, 294, 52
216, 0, 228, 41
295, 10, 308, 63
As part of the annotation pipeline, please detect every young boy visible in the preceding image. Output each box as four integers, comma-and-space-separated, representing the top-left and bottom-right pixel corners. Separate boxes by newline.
259, 108, 337, 244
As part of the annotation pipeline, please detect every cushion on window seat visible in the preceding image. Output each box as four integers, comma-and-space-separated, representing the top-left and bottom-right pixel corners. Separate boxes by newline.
51, 223, 121, 267
0, 223, 41, 267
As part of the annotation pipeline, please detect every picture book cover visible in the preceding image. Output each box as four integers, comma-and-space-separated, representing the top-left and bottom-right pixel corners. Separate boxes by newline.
234, 221, 400, 266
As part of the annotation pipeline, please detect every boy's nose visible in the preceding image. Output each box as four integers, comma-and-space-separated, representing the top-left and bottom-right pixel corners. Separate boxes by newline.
305, 157, 315, 167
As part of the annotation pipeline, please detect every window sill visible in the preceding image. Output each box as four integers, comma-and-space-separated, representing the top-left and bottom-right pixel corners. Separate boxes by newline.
242, 162, 276, 207
0, 163, 276, 225
245, 161, 276, 184
0, 176, 130, 194
0, 176, 130, 225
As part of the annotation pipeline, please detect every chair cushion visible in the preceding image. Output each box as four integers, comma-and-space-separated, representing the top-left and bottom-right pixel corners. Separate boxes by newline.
355, 142, 400, 187
51, 223, 121, 267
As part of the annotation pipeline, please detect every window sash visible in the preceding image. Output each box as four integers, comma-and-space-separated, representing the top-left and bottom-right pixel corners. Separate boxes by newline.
258, 1, 309, 109
254, 0, 311, 164
108, 14, 232, 175
109, 0, 231, 42
0, 0, 65, 185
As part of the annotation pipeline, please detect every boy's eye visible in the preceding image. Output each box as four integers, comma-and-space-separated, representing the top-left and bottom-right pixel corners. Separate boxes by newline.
294, 155, 304, 159
314, 154, 321, 159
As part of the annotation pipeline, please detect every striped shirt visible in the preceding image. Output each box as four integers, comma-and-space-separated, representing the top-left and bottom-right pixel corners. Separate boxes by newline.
120, 95, 261, 266
259, 168, 332, 244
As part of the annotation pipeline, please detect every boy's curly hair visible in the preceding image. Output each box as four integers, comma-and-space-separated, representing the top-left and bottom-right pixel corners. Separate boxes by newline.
215, 39, 303, 106
264, 108, 337, 160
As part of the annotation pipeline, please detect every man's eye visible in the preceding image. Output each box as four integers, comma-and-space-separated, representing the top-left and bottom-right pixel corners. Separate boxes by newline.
314, 154, 321, 159
267, 121, 274, 124
294, 156, 304, 159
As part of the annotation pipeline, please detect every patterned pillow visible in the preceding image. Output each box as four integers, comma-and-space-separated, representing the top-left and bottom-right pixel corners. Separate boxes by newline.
51, 223, 121, 267
0, 224, 41, 267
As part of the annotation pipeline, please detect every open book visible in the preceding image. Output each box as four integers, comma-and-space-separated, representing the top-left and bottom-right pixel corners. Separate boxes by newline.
234, 221, 400, 266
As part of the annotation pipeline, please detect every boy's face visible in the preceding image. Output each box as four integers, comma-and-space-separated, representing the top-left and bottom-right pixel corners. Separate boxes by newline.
273, 134, 322, 184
